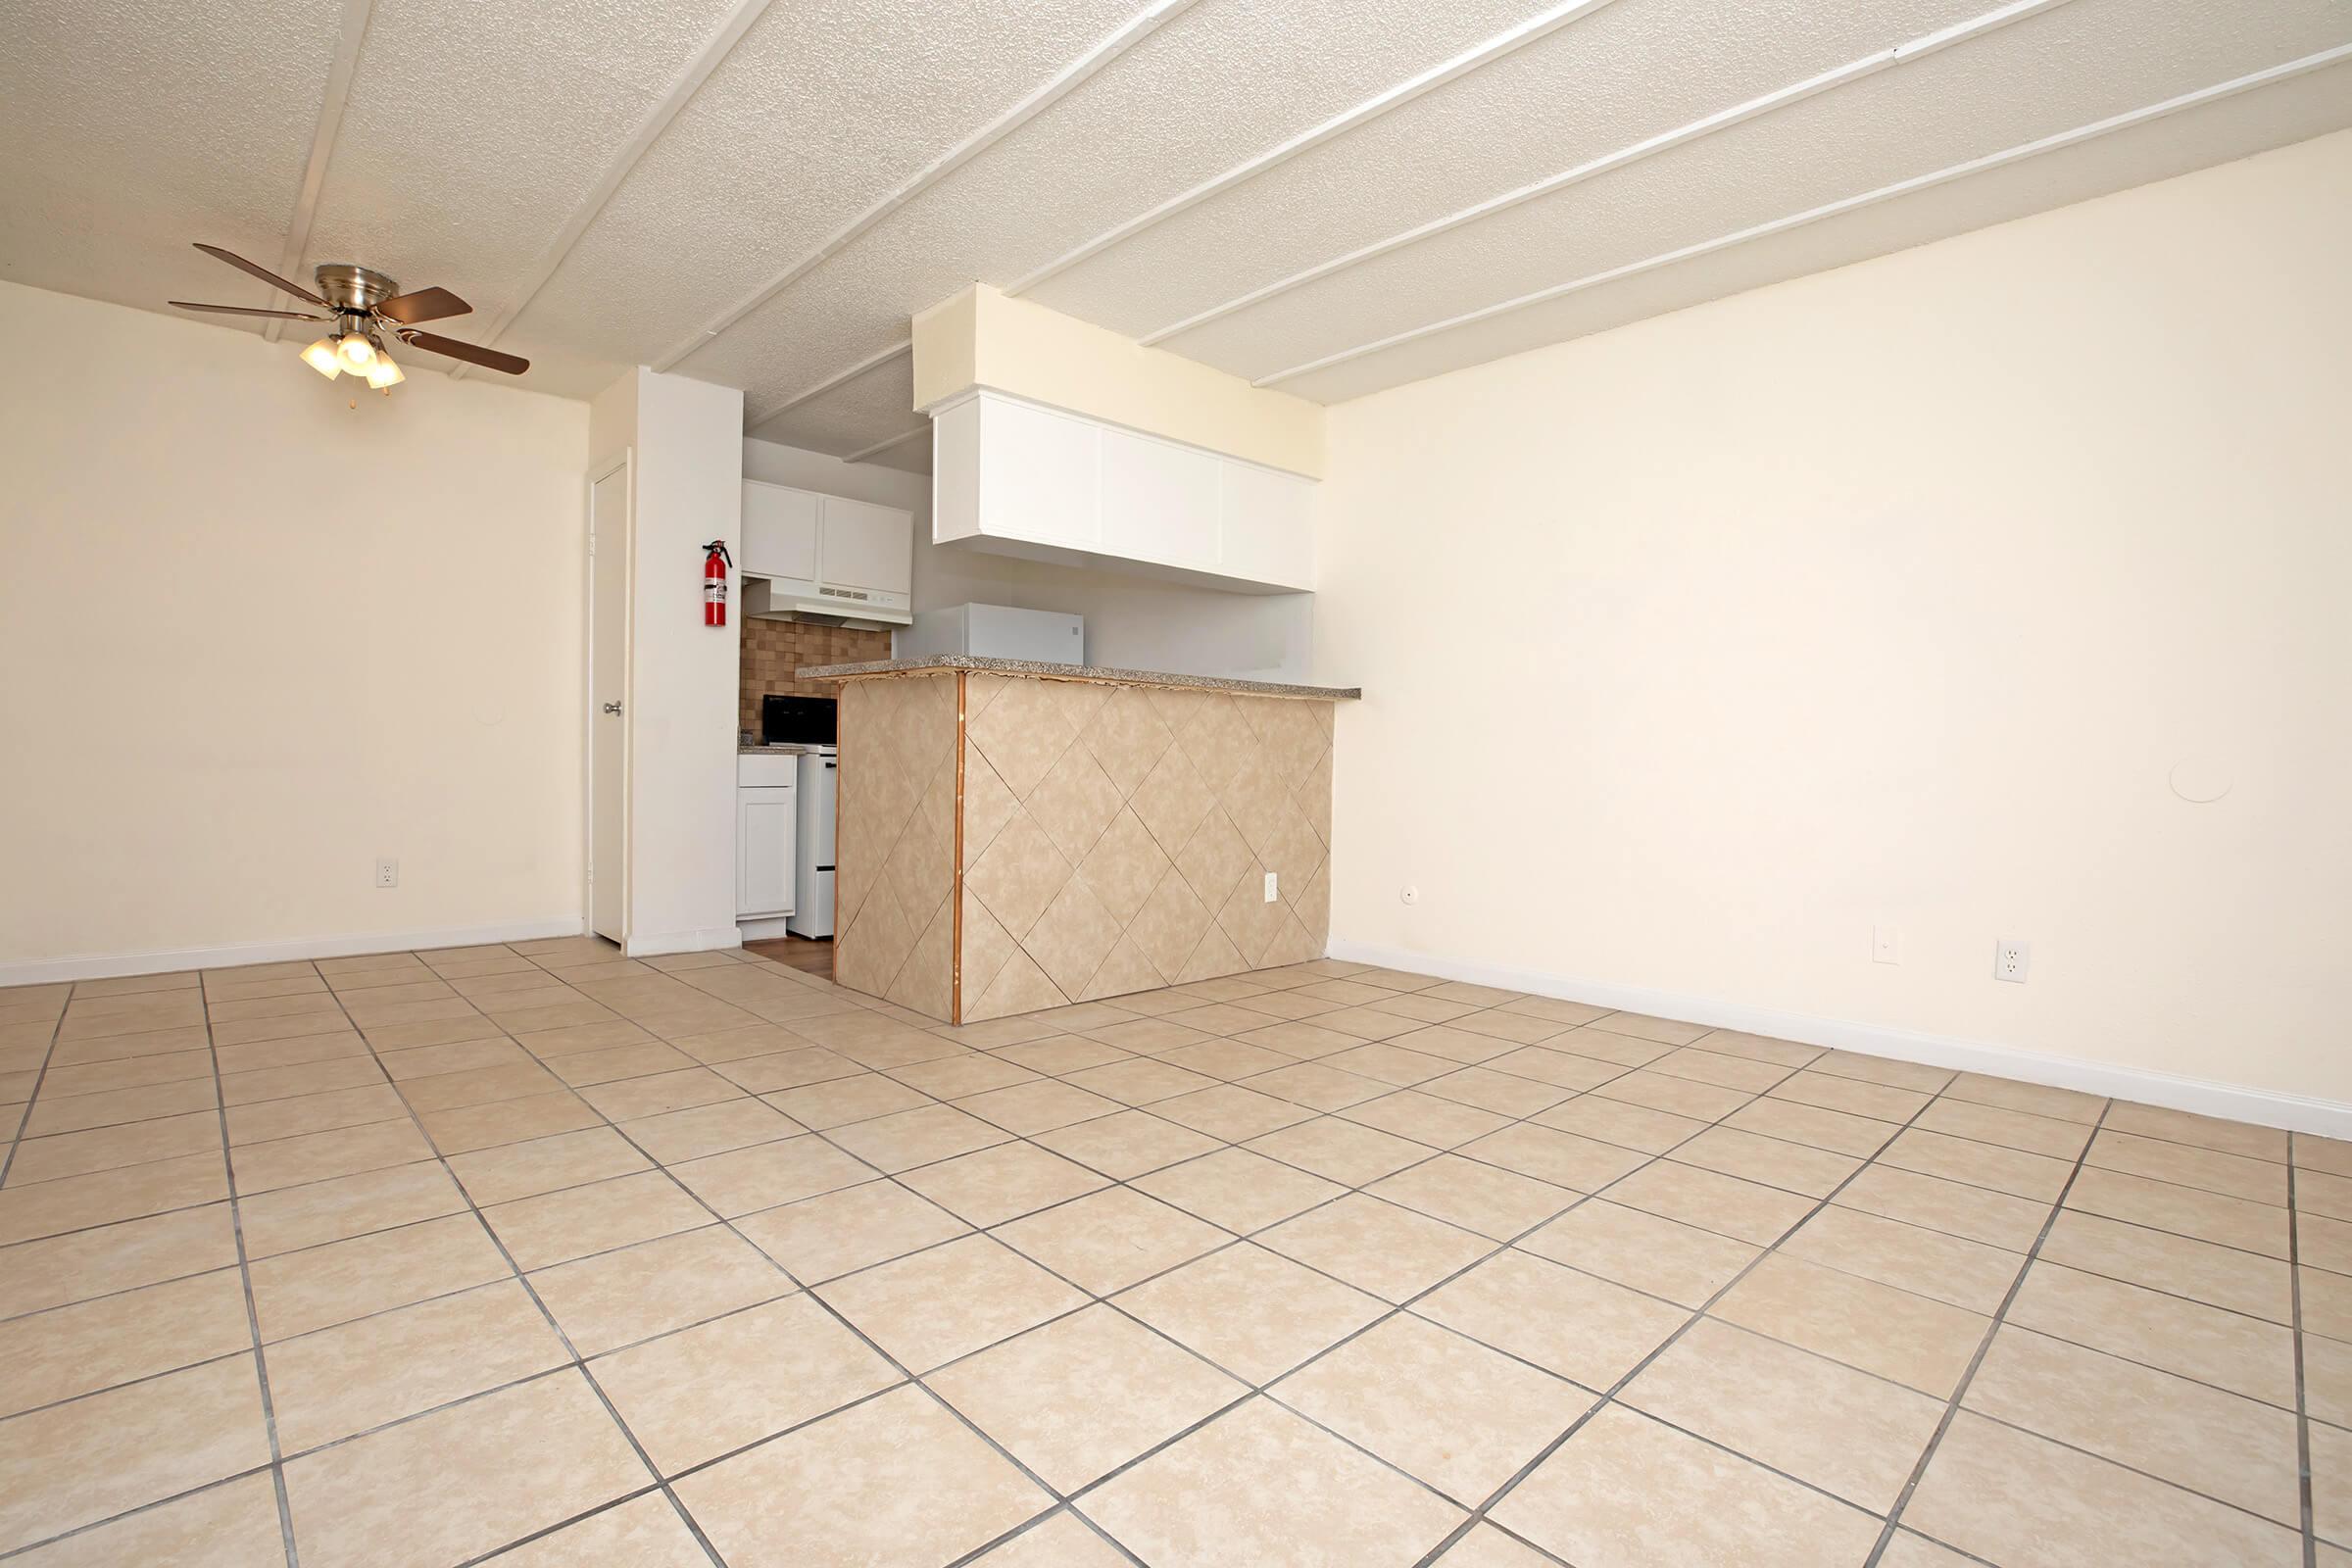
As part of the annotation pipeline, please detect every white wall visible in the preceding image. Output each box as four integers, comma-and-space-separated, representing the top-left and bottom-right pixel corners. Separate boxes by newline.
744, 436, 1316, 682
1315, 130, 2352, 1113
593, 369, 745, 955
0, 281, 590, 977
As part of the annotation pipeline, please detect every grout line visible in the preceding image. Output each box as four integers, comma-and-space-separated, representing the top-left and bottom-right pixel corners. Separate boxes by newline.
2292, 1148, 2320, 1568
1860, 1101, 2116, 1565
203, 982, 305, 1567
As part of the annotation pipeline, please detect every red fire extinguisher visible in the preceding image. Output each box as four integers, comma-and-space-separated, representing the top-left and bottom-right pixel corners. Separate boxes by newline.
703, 541, 732, 627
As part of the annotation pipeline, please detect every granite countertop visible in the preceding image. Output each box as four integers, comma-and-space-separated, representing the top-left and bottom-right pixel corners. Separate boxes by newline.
794, 656, 1360, 702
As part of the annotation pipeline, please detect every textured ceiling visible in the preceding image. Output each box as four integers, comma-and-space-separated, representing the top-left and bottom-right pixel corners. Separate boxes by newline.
3, 0, 2346, 469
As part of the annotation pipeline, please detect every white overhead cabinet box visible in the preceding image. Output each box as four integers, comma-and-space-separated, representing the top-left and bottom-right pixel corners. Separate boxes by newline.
930, 391, 1315, 594
740, 479, 913, 626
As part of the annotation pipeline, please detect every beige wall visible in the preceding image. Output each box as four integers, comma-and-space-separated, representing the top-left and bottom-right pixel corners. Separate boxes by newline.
0, 281, 591, 976
1314, 130, 2352, 1112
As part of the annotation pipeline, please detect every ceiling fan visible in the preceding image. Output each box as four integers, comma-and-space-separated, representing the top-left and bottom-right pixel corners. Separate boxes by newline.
169, 242, 528, 392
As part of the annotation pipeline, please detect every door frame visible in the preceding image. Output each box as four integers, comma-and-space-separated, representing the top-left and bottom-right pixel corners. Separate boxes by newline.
585, 449, 634, 945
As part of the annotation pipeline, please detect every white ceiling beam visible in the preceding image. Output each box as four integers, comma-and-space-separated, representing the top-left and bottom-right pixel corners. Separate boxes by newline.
1002, 0, 1625, 298
1143, 0, 2073, 348
649, 0, 1204, 374
1256, 44, 2352, 389
744, 338, 912, 431
838, 424, 933, 465
263, 0, 374, 345
447, 0, 776, 378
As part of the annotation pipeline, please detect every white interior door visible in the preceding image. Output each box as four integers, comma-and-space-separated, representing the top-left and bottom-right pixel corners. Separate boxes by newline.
588, 459, 631, 943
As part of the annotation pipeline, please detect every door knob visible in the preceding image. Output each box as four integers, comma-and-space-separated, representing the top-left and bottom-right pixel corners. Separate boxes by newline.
602, 702, 623, 715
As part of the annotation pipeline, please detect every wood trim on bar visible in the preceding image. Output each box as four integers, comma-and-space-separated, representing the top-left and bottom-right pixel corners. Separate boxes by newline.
951, 670, 966, 1025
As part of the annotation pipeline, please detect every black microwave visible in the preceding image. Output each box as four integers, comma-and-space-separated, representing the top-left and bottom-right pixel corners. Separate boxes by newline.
761, 694, 837, 746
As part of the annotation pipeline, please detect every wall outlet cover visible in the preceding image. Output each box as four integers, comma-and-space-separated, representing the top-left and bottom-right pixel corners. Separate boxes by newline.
1995, 938, 2030, 983
1262, 870, 1278, 904
375, 858, 399, 889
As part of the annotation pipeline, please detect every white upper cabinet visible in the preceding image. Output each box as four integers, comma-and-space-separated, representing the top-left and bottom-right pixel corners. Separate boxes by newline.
738, 479, 913, 623
818, 496, 913, 594
977, 397, 1100, 550
741, 481, 819, 580
931, 391, 1314, 594
1102, 428, 1221, 571
1218, 460, 1315, 591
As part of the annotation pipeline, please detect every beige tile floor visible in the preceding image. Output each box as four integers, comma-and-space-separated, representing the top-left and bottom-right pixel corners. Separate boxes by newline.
0, 940, 2343, 1566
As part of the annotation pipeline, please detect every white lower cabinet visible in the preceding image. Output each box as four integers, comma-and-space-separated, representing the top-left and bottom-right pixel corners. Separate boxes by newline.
737, 771, 797, 919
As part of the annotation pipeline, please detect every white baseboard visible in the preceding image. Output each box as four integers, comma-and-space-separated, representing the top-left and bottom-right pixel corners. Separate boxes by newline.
624, 924, 746, 959
0, 917, 589, 989
737, 915, 802, 941
1326, 938, 2352, 1141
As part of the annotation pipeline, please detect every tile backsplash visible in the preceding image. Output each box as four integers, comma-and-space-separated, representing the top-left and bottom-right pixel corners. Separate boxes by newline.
739, 618, 893, 733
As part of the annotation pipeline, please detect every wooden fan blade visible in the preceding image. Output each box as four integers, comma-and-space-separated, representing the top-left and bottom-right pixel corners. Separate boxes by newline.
193, 242, 328, 307
376, 286, 469, 324
400, 330, 528, 375
170, 300, 329, 320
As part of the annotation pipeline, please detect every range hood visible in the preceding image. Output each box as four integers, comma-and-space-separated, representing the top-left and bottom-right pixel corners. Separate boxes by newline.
742, 572, 911, 629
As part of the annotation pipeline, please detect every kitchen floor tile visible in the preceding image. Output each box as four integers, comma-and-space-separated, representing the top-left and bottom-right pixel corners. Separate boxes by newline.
1257, 1193, 1490, 1302
734, 1179, 970, 1283
1904, 1410, 2300, 1567
0, 1355, 271, 1555
1621, 1317, 1943, 1511
281, 1368, 648, 1568
524, 1223, 790, 1355
1366, 1152, 1581, 1240
992, 1187, 1228, 1297
1711, 1252, 1989, 1397
1416, 1248, 1687, 1389
812, 1235, 1086, 1373
1081, 1396, 1463, 1568
1132, 1146, 1345, 1233
1517, 1198, 1759, 1307
1114, 1243, 1386, 1384
1273, 1312, 1593, 1503
929, 1304, 1245, 1492
266, 1278, 568, 1452
593, 1293, 898, 1474
1493, 1404, 1881, 1568
897, 1140, 1108, 1227
674, 1384, 1049, 1568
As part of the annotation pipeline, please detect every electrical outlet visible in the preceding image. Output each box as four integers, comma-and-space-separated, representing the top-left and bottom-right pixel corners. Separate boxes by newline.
1994, 938, 2030, 983
1872, 925, 1901, 965
1262, 870, 1278, 904
375, 858, 399, 889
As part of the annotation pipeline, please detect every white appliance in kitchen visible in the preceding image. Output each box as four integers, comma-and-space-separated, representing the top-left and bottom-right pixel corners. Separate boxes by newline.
738, 696, 840, 938
788, 750, 837, 939
896, 603, 1084, 663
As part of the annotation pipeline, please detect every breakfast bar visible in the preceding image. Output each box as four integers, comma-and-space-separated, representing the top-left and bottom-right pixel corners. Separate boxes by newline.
796, 656, 1361, 1024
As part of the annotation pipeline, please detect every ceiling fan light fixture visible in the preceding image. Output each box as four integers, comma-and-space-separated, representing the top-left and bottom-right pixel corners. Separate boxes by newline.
300, 337, 343, 379
365, 352, 404, 391
335, 329, 376, 372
